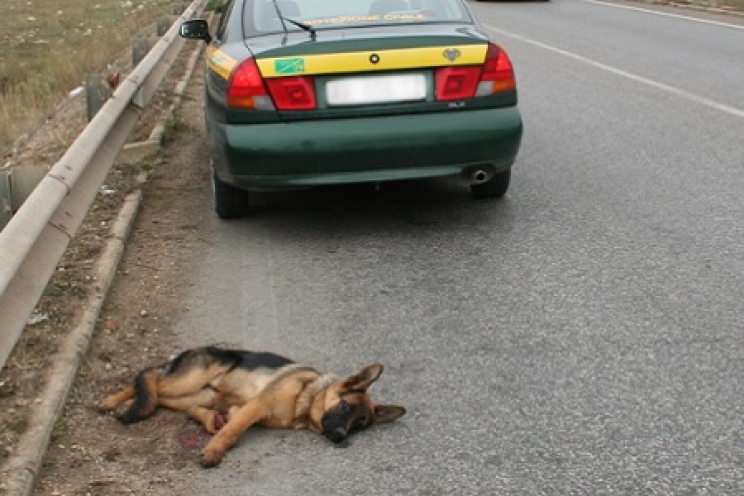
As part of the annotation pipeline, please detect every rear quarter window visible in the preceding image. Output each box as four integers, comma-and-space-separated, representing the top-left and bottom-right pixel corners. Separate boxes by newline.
247, 0, 470, 34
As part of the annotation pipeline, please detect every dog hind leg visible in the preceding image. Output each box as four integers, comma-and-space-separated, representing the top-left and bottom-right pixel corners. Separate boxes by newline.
119, 356, 227, 424
184, 405, 224, 434
99, 385, 136, 412
157, 367, 223, 398
118, 367, 162, 424
157, 387, 217, 411
158, 388, 223, 434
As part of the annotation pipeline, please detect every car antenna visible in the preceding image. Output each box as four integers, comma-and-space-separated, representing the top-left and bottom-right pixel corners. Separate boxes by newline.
270, 0, 290, 36
270, 0, 316, 40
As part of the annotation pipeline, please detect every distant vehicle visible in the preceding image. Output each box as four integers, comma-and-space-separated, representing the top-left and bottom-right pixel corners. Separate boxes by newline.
181, 0, 523, 218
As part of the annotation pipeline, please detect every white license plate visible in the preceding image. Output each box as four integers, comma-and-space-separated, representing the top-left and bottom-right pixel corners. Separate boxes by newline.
326, 74, 426, 106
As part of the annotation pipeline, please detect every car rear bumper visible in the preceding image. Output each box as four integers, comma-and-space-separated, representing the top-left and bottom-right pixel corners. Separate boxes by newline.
210, 107, 523, 189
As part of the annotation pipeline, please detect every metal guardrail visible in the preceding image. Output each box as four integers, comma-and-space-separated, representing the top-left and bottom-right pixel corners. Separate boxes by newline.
0, 0, 208, 371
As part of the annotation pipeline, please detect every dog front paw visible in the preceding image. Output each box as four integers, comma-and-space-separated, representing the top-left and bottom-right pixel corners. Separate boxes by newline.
200, 448, 224, 468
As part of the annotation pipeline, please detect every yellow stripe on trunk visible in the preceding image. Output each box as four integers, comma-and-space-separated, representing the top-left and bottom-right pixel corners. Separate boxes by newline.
257, 45, 487, 78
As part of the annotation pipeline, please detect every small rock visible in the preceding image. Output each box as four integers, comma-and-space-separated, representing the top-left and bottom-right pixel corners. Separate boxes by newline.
69, 86, 84, 98
27, 310, 49, 326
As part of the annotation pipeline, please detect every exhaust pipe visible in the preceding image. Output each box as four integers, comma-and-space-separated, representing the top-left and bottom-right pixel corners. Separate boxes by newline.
472, 170, 488, 183
462, 166, 494, 184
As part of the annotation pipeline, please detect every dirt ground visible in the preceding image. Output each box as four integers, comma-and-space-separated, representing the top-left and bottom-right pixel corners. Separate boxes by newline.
0, 43, 214, 495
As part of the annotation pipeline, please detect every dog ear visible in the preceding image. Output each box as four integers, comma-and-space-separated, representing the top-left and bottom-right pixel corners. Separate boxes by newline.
342, 363, 384, 392
372, 404, 406, 424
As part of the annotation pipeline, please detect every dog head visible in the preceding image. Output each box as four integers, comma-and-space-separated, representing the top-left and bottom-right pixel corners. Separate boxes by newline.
320, 363, 406, 443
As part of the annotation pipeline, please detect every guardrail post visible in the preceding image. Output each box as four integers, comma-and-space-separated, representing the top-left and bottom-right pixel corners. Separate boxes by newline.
10, 166, 51, 212
132, 35, 150, 66
0, 169, 11, 230
157, 16, 177, 36
85, 73, 110, 122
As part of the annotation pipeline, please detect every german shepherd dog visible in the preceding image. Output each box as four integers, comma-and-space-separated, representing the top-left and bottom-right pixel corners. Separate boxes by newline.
99, 346, 406, 467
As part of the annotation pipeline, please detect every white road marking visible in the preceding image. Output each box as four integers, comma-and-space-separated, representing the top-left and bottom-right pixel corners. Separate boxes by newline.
585, 0, 744, 31
484, 25, 744, 120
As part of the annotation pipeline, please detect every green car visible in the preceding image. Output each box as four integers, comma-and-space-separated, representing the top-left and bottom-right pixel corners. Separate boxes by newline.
180, 0, 523, 218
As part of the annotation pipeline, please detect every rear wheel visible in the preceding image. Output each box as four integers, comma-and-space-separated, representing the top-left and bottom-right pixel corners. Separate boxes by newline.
470, 169, 511, 199
213, 172, 251, 219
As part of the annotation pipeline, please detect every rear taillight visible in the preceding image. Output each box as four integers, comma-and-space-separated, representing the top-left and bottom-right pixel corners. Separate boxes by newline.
435, 66, 481, 101
226, 58, 274, 110
227, 58, 316, 111
476, 43, 516, 96
266, 77, 316, 110
435, 43, 516, 101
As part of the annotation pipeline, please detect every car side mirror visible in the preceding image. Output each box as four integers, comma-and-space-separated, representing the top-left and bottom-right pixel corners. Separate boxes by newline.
180, 19, 212, 44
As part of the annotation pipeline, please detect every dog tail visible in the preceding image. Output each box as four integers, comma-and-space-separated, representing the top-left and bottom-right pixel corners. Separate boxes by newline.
118, 366, 163, 424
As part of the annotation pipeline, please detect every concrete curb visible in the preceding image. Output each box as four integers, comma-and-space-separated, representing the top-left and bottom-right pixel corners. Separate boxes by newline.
0, 21, 206, 496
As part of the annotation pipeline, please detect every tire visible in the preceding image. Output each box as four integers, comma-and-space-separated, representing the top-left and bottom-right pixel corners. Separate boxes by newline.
470, 168, 511, 199
213, 172, 251, 219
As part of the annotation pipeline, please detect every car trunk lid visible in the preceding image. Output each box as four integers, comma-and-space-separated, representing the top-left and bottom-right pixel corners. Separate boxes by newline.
227, 26, 516, 122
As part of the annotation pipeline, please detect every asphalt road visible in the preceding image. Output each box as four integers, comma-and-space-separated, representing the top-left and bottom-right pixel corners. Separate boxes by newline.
176, 2, 744, 493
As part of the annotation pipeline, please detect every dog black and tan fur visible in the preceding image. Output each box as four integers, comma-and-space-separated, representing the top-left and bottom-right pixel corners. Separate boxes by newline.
99, 346, 406, 467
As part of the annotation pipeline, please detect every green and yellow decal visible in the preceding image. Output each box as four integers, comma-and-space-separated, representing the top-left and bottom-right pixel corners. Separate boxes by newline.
256, 45, 487, 78
206, 45, 238, 80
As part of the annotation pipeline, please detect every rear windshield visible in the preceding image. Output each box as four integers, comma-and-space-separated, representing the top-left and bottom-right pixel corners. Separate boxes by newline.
247, 0, 471, 34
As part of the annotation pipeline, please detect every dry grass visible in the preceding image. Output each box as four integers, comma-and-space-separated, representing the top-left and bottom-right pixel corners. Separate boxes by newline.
723, 0, 744, 9
0, 0, 177, 155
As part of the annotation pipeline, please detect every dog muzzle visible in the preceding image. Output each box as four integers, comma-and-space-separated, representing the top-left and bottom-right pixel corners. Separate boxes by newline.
322, 426, 348, 443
